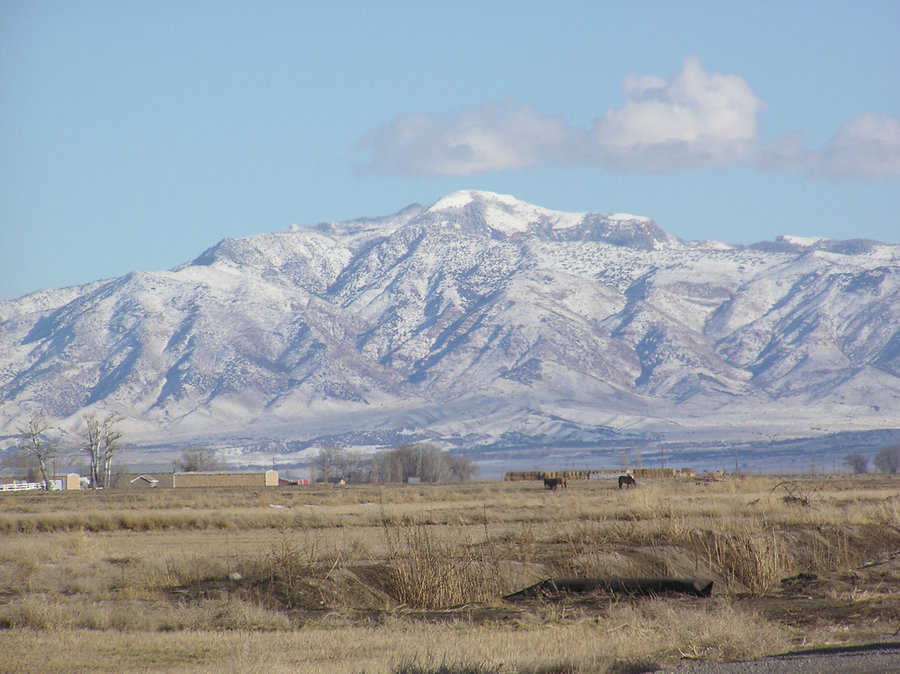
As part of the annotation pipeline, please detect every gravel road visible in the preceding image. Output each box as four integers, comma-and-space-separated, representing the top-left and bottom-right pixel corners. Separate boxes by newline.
656, 642, 900, 673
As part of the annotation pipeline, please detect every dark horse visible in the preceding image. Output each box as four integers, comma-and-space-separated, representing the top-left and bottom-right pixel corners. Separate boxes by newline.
618, 475, 636, 489
544, 476, 567, 490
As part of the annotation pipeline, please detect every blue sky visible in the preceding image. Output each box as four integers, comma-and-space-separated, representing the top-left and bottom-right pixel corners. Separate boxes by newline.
2, 0, 899, 300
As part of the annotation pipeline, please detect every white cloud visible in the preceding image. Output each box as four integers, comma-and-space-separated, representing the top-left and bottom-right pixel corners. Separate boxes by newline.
354, 57, 900, 182
354, 99, 571, 177
819, 113, 900, 180
761, 113, 900, 181
586, 55, 767, 171
758, 130, 810, 173
356, 57, 765, 177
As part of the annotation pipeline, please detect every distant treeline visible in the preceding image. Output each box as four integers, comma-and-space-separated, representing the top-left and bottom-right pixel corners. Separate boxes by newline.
313, 442, 477, 484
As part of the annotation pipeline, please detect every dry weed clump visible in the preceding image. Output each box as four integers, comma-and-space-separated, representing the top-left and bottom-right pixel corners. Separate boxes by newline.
690, 526, 785, 595
153, 553, 232, 589
873, 494, 900, 525
600, 598, 790, 665
239, 531, 349, 610
383, 520, 503, 608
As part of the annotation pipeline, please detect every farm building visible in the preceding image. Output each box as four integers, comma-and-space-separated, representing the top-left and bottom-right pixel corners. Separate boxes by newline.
59, 473, 82, 490
111, 471, 279, 489
173, 470, 279, 488
128, 475, 164, 488
109, 473, 173, 489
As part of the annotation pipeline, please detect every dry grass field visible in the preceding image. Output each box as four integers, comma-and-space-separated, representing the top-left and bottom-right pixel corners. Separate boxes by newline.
1, 473, 898, 673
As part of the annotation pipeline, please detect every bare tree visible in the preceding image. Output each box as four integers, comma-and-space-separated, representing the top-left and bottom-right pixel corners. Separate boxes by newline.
341, 449, 371, 484
843, 453, 869, 474
100, 414, 123, 488
83, 414, 102, 488
177, 446, 225, 472
17, 415, 56, 490
371, 442, 476, 483
874, 446, 900, 474
371, 445, 402, 482
375, 443, 419, 482
416, 443, 446, 482
83, 413, 124, 488
315, 445, 343, 483
446, 453, 477, 481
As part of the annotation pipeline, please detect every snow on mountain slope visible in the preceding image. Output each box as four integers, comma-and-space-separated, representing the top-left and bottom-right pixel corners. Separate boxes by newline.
1, 191, 898, 464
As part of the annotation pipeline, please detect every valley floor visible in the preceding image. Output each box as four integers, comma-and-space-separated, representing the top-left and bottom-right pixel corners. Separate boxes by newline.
1, 474, 898, 672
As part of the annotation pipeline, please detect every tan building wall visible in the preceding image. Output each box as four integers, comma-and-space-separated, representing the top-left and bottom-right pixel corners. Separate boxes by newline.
112, 472, 280, 489
632, 467, 678, 478
111, 473, 175, 489
172, 470, 278, 488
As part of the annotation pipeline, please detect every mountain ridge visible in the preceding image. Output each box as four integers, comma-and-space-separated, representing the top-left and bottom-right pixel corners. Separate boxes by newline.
2, 191, 898, 469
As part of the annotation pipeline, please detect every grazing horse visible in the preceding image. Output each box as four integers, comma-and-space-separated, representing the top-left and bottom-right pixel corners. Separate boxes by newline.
544, 476, 567, 490
618, 474, 636, 489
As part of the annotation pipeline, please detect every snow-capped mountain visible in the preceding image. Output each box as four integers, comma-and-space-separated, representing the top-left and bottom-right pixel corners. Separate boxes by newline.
2, 191, 898, 468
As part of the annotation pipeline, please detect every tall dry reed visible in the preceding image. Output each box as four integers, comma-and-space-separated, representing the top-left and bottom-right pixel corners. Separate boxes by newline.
382, 518, 502, 609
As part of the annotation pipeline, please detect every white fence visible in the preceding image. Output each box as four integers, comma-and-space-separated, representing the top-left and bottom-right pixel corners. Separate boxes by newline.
1, 476, 87, 492
0, 480, 45, 492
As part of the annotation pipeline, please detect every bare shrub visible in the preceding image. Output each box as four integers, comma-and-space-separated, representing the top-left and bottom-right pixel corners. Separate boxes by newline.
843, 453, 869, 474
874, 446, 900, 474
770, 480, 822, 508
383, 521, 502, 608
784, 526, 855, 573
177, 446, 225, 472
238, 532, 346, 610
691, 527, 785, 595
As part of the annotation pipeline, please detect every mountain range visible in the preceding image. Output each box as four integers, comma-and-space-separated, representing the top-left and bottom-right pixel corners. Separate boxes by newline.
2, 191, 898, 472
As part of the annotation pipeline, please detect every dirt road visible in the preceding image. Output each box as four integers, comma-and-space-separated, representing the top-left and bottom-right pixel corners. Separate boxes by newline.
658, 642, 900, 673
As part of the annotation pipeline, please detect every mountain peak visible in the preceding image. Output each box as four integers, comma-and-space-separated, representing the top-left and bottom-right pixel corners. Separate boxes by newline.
426, 190, 580, 233
2, 193, 898, 468
427, 190, 537, 212
776, 234, 829, 247
422, 191, 676, 249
